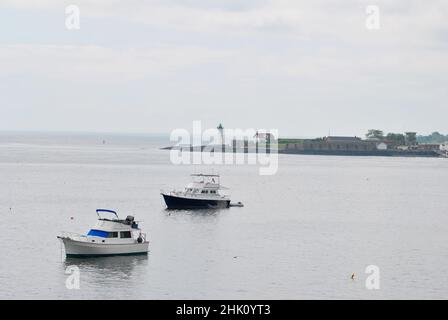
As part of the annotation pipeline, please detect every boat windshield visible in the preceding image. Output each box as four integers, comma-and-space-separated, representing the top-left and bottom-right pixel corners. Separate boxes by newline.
87, 229, 109, 238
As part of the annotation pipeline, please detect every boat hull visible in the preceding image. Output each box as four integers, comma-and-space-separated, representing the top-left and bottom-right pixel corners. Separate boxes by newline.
162, 193, 230, 209
59, 237, 149, 257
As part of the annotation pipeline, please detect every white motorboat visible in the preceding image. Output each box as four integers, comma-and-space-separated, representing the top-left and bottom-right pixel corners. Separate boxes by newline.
58, 209, 149, 257
161, 174, 231, 209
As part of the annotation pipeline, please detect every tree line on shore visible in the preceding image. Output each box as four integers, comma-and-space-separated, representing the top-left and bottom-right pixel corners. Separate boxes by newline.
366, 130, 448, 145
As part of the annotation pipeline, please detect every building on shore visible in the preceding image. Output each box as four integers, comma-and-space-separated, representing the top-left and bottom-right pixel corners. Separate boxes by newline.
440, 143, 448, 151
281, 136, 379, 153
416, 143, 443, 152
279, 136, 441, 157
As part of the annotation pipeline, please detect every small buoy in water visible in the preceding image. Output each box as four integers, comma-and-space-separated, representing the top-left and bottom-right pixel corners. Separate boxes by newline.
351, 272, 356, 280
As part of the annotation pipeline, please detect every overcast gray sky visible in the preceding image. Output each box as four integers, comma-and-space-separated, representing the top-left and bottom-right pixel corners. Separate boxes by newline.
1, 0, 447, 137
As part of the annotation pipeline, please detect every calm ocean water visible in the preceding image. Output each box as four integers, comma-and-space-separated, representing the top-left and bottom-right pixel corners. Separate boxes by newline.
1, 132, 448, 299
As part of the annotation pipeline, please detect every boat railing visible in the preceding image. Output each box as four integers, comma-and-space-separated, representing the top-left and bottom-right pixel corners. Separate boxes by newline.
167, 190, 229, 199
59, 231, 89, 242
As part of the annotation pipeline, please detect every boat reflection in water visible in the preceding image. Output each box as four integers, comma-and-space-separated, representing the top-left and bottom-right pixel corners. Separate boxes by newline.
62, 254, 149, 292
64, 254, 148, 278
163, 207, 224, 221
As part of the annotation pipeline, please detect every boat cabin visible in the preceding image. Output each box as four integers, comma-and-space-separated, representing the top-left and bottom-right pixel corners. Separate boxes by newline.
182, 174, 227, 197
84, 209, 144, 244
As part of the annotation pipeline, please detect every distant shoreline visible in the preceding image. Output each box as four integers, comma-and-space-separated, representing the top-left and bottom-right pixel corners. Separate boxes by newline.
161, 145, 445, 158
278, 149, 442, 158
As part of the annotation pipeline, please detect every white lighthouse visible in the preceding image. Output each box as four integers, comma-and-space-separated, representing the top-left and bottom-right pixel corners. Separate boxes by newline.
217, 123, 224, 149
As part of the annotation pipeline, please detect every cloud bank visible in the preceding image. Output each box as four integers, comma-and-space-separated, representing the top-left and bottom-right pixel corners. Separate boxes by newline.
1, 0, 447, 135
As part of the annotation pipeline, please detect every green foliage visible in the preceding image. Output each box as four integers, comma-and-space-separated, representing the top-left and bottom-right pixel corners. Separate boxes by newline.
279, 131, 447, 147
366, 129, 384, 139
386, 133, 406, 145
417, 132, 448, 144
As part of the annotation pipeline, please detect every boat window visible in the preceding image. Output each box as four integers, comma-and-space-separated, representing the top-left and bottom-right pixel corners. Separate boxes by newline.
107, 232, 118, 238
120, 231, 132, 238
87, 229, 109, 238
